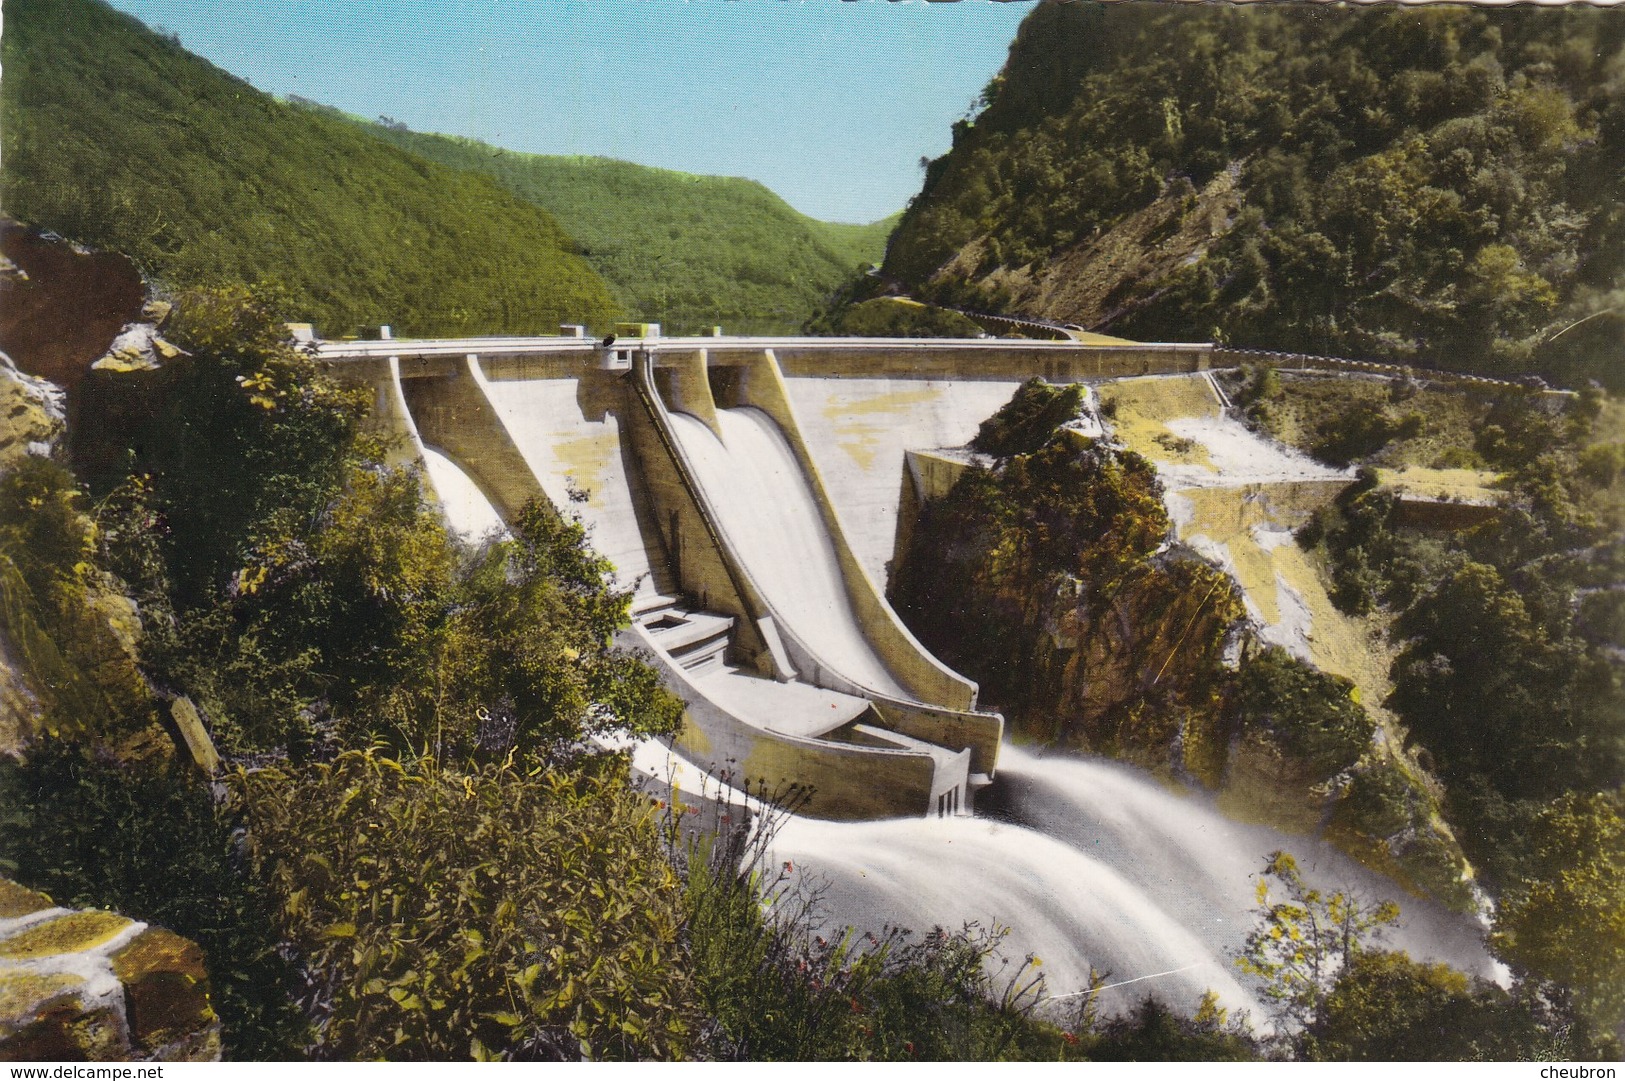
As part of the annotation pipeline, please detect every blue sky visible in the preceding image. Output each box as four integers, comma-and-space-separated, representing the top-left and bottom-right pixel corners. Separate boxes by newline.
105, 0, 1035, 224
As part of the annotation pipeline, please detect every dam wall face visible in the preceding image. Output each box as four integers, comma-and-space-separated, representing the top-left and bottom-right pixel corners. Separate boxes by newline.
784, 378, 1026, 585
771, 341, 1212, 585
319, 335, 1227, 818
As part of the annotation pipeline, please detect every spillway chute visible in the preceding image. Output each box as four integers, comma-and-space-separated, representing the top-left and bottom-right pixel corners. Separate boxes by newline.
419, 446, 507, 543
625, 347, 1003, 819
665, 407, 911, 700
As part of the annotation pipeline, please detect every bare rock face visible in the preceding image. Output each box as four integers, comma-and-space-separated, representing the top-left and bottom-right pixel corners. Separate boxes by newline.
0, 356, 68, 756
0, 879, 222, 1062
91, 323, 186, 375
0, 637, 43, 765
0, 223, 146, 395
0, 353, 65, 470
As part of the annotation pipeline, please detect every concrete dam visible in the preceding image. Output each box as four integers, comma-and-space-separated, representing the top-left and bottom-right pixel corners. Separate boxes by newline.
321, 331, 1508, 1011
321, 332, 1217, 820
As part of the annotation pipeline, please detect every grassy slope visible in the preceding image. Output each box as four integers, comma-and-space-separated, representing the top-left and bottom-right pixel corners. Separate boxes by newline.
355, 124, 895, 335
0, 0, 620, 337
810, 214, 898, 274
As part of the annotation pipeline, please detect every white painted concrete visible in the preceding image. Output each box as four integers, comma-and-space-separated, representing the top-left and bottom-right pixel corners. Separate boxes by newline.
696, 667, 871, 740
668, 407, 911, 700
783, 377, 1026, 584
480, 377, 670, 600
419, 447, 507, 542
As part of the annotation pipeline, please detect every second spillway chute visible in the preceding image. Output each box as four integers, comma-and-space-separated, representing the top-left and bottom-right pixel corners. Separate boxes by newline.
623, 344, 1003, 820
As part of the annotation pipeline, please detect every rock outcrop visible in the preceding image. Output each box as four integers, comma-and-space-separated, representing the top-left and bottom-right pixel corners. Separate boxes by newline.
91, 322, 186, 375
0, 353, 65, 470
0, 879, 221, 1061
0, 223, 145, 395
892, 378, 1477, 910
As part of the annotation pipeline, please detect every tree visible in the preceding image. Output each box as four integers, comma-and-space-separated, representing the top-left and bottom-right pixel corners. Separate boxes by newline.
1492, 790, 1625, 1034
362, 499, 685, 764
1305, 951, 1471, 1061
970, 378, 1088, 459
1303, 949, 1610, 1061
1235, 850, 1400, 1028
1390, 561, 1618, 803
1234, 647, 1376, 777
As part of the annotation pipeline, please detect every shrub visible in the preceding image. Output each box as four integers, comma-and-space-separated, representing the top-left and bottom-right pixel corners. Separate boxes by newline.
1234, 647, 1375, 777
237, 749, 698, 1061
829, 298, 985, 339
1088, 997, 1258, 1061
1311, 402, 1423, 466
971, 378, 1088, 458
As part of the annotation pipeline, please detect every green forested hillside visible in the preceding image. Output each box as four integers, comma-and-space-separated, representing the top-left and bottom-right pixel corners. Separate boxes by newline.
352, 123, 895, 335
0, 0, 619, 337
885, 3, 1625, 386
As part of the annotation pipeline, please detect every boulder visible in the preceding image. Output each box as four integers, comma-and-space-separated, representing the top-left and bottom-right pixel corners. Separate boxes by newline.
0, 223, 145, 395
91, 324, 186, 374
0, 353, 65, 469
0, 880, 222, 1061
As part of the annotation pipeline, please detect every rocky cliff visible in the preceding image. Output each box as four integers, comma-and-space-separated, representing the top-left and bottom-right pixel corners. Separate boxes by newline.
0, 225, 182, 764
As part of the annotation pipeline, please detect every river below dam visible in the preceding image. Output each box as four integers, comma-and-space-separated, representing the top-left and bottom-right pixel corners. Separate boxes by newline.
767, 744, 1501, 1028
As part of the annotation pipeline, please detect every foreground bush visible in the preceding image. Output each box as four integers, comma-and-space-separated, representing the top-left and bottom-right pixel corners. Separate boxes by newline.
237, 749, 697, 1061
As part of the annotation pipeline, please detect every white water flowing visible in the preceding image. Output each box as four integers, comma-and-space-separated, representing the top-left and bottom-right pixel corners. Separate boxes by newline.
768, 744, 1500, 1026
666, 407, 909, 698
420, 447, 506, 542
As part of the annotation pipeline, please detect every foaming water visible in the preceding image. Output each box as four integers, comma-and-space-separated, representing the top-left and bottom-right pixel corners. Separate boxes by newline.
769, 744, 1500, 1024
773, 812, 1270, 1022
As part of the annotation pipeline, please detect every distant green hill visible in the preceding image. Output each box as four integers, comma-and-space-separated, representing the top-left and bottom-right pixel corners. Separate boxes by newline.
353, 123, 896, 336
0, 0, 619, 337
884, 3, 1625, 387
